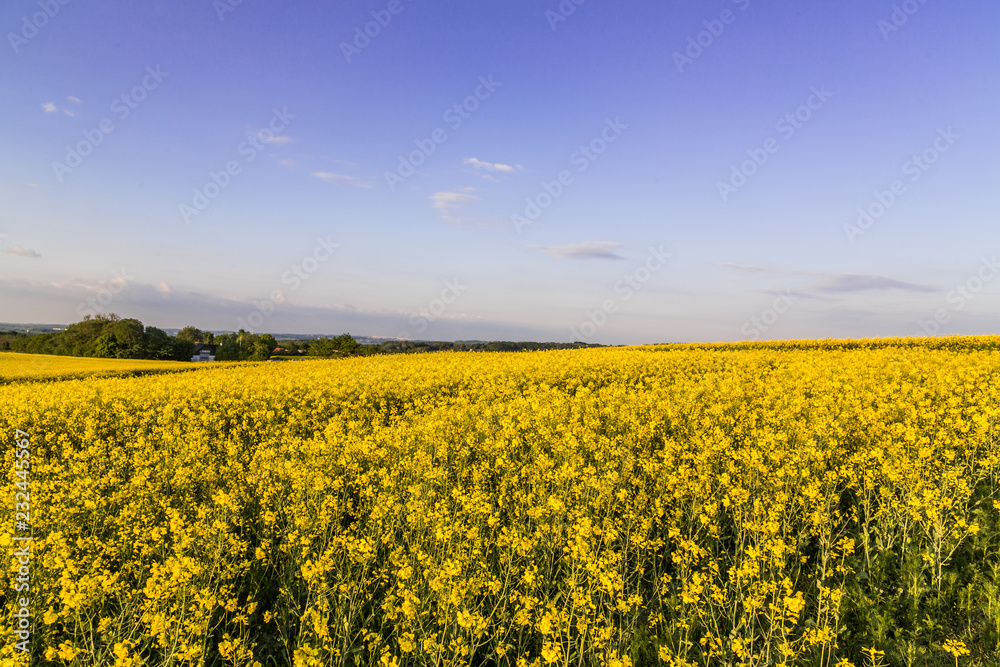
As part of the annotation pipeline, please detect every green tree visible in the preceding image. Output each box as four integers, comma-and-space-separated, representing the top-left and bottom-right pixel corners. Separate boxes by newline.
334, 333, 359, 354
214, 334, 243, 361
249, 341, 271, 361
144, 327, 172, 359
307, 338, 340, 358
93, 333, 119, 358
56, 313, 120, 356
307, 334, 365, 358
259, 334, 278, 356
169, 338, 196, 361
111, 318, 146, 358
176, 326, 206, 344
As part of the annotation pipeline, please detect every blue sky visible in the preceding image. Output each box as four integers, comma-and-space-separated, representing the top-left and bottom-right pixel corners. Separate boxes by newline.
1, 0, 998, 344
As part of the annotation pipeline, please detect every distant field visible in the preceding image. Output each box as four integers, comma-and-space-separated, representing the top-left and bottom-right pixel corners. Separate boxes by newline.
1, 338, 999, 666
0, 351, 236, 383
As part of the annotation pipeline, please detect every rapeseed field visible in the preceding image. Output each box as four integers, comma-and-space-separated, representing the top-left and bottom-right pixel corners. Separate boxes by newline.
0, 352, 221, 384
2, 339, 999, 666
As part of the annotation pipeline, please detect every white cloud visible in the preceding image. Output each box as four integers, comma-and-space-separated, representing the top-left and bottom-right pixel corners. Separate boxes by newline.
6, 245, 42, 259
312, 171, 372, 188
430, 188, 478, 223
528, 241, 624, 260
252, 127, 293, 144
464, 157, 516, 173
278, 159, 296, 167
156, 282, 171, 294
67, 96, 82, 104
259, 134, 293, 144
41, 102, 57, 113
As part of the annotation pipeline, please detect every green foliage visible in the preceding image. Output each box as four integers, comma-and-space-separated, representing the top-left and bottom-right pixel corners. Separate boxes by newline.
214, 334, 243, 362
307, 333, 380, 358
211, 331, 278, 361
93, 333, 119, 358
10, 315, 206, 362
169, 338, 196, 362
143, 326, 172, 359
249, 341, 271, 361
176, 325, 207, 343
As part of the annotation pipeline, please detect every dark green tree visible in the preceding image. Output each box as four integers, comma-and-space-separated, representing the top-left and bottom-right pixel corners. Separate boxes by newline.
176, 326, 206, 344
143, 327, 172, 359
111, 318, 146, 358
168, 338, 196, 361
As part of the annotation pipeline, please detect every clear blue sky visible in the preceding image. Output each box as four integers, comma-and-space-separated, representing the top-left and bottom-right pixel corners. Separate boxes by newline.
2, 0, 998, 343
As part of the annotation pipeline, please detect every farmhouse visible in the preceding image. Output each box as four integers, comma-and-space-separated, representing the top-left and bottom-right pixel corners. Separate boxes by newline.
191, 343, 218, 362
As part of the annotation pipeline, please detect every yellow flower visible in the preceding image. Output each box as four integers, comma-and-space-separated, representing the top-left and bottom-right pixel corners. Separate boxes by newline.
943, 639, 970, 658
541, 644, 560, 664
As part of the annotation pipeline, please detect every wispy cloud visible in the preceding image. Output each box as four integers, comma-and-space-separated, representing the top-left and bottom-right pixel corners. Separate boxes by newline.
312, 171, 372, 188
6, 245, 42, 259
719, 263, 937, 295
718, 262, 778, 275
464, 157, 518, 173
430, 188, 478, 223
257, 133, 293, 144
43, 99, 80, 115
529, 241, 625, 260
812, 274, 936, 294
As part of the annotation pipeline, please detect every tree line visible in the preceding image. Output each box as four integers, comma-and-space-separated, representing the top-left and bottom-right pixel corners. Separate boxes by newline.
5, 313, 607, 361
9, 315, 197, 360
5, 315, 286, 362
